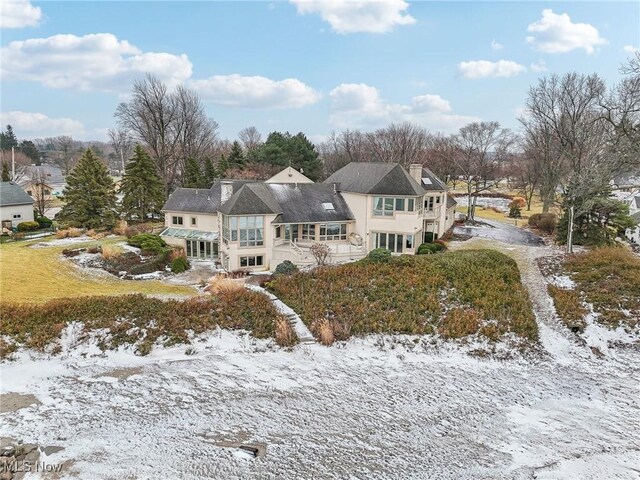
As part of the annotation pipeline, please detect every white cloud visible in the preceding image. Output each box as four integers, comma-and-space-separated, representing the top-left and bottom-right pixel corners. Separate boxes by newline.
530, 59, 548, 72
190, 74, 321, 109
526, 9, 607, 54
0, 111, 84, 137
1, 33, 192, 91
458, 60, 527, 79
329, 83, 478, 132
491, 39, 503, 51
0, 0, 42, 29
290, 0, 415, 34
623, 45, 639, 54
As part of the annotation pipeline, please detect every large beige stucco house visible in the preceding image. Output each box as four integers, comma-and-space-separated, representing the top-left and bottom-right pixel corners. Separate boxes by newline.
160, 163, 456, 271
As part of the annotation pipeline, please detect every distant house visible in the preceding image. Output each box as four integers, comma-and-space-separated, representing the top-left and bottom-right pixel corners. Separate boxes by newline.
0, 181, 34, 229
626, 212, 640, 244
20, 164, 66, 199
160, 162, 456, 271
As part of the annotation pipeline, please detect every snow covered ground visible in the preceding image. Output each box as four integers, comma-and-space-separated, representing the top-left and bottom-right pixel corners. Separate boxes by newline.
1, 241, 639, 479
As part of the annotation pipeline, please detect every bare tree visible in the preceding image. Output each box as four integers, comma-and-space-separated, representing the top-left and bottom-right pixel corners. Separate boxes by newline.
108, 128, 133, 174
53, 135, 75, 175
366, 122, 433, 169
507, 149, 541, 211
454, 122, 514, 222
173, 85, 219, 175
238, 126, 262, 154
424, 134, 463, 188
115, 75, 181, 193
29, 168, 53, 217
0, 150, 30, 183
310, 243, 331, 266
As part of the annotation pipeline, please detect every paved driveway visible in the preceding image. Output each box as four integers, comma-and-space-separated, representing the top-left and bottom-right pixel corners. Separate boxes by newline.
453, 219, 544, 246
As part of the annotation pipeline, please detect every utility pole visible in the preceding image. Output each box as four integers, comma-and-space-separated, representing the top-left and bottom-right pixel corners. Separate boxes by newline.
11, 147, 15, 180
566, 204, 574, 254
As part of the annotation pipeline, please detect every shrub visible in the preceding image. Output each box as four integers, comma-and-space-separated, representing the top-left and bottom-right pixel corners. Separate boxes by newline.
36, 216, 52, 228
127, 234, 167, 255
17, 221, 39, 232
171, 255, 190, 274
310, 243, 331, 266
275, 317, 298, 347
67, 227, 83, 238
0, 293, 288, 355
528, 213, 557, 234
424, 232, 435, 243
547, 285, 586, 331
113, 219, 128, 236
101, 245, 123, 261
55, 229, 69, 239
417, 243, 444, 255
269, 250, 538, 345
366, 248, 392, 263
274, 260, 298, 275
508, 200, 522, 218
207, 276, 244, 295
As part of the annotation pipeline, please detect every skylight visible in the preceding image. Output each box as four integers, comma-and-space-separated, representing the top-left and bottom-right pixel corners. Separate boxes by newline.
422, 177, 432, 185
322, 202, 335, 211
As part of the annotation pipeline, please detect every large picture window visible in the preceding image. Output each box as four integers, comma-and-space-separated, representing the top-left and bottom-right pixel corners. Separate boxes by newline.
373, 232, 414, 254
373, 196, 422, 216
319, 223, 347, 241
240, 255, 264, 267
222, 215, 262, 247
301, 223, 315, 240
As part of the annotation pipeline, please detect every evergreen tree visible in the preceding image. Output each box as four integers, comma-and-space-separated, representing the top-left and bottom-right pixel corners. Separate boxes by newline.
57, 149, 117, 228
2, 162, 10, 181
217, 154, 230, 178
183, 157, 204, 188
20, 140, 41, 164
0, 125, 18, 149
120, 145, 165, 221
253, 131, 322, 180
203, 156, 216, 186
227, 141, 245, 169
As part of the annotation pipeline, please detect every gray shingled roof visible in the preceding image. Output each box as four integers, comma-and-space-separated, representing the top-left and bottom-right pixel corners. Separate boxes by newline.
21, 164, 65, 186
631, 211, 640, 223
1, 182, 34, 206
218, 183, 281, 216
162, 179, 254, 213
420, 167, 447, 191
446, 195, 457, 209
325, 163, 425, 196
268, 184, 354, 223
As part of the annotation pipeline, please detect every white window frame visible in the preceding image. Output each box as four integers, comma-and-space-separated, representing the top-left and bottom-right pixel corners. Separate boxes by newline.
172, 215, 184, 226
239, 255, 264, 267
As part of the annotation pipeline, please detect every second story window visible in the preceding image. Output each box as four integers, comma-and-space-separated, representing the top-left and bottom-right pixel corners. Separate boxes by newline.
172, 216, 183, 226
373, 196, 422, 216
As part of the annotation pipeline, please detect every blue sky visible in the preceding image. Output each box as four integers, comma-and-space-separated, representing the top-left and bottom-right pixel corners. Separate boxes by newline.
1, 0, 639, 143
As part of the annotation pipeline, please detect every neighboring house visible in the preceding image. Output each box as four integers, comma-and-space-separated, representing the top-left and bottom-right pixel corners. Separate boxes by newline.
160, 162, 455, 271
0, 181, 34, 229
20, 164, 66, 199
626, 212, 640, 244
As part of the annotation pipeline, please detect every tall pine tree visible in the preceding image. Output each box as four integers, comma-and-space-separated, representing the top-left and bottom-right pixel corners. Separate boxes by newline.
0, 125, 18, 149
227, 141, 245, 169
183, 157, 204, 188
217, 154, 229, 178
120, 145, 165, 221
254, 132, 322, 180
1, 162, 10, 181
57, 149, 117, 228
203, 156, 216, 187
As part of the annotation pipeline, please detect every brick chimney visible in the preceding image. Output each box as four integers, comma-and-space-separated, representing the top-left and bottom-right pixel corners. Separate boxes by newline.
409, 164, 422, 184
221, 181, 233, 204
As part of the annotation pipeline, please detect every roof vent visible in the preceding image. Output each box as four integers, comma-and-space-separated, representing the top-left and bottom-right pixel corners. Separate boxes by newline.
322, 202, 335, 211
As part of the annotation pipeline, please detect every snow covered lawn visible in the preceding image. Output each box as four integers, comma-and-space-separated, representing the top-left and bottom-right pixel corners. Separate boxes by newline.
1, 331, 639, 479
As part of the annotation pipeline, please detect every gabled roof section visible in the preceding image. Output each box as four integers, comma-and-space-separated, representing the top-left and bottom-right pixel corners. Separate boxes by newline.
265, 166, 314, 184
421, 167, 447, 191
324, 162, 424, 196
0, 182, 34, 206
218, 183, 281, 216
162, 179, 254, 213
446, 195, 457, 209
267, 183, 354, 223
